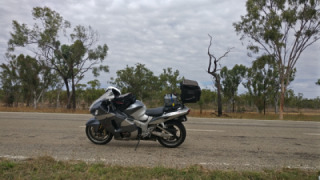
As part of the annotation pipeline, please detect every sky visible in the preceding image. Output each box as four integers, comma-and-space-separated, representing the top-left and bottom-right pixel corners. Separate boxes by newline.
0, 0, 319, 99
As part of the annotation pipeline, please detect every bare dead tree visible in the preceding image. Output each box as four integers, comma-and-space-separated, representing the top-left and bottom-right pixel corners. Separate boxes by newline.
207, 34, 233, 116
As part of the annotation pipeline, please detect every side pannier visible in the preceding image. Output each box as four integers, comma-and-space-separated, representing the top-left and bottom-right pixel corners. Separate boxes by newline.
112, 93, 136, 111
180, 79, 201, 103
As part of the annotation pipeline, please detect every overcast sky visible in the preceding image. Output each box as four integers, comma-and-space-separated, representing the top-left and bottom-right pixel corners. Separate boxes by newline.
1, 0, 319, 98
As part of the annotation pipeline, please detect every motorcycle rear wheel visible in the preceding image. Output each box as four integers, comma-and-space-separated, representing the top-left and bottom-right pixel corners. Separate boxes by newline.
157, 120, 186, 148
86, 125, 113, 145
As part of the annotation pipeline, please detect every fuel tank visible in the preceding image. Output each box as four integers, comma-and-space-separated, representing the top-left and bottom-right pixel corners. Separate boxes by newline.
124, 100, 149, 121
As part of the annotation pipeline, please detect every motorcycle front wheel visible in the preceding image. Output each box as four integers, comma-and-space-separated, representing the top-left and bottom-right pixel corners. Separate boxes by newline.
157, 120, 186, 148
86, 125, 113, 145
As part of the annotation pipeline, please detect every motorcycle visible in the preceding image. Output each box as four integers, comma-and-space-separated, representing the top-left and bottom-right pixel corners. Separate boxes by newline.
85, 79, 201, 148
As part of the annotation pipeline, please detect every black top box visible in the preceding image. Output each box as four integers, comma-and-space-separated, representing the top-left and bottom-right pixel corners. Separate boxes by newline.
180, 79, 201, 103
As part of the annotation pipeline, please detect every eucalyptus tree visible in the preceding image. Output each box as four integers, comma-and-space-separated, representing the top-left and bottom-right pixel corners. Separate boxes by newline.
220, 64, 247, 112
159, 67, 182, 95
111, 63, 158, 101
15, 55, 56, 108
0, 57, 20, 106
234, 0, 320, 119
7, 6, 108, 109
244, 55, 279, 114
0, 54, 57, 108
244, 55, 295, 114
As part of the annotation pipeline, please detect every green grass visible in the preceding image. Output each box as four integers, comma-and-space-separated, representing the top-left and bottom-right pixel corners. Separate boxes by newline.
0, 156, 319, 180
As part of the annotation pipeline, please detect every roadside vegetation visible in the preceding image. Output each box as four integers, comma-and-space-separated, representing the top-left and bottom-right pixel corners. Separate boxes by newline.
1, 4, 320, 118
0, 156, 318, 180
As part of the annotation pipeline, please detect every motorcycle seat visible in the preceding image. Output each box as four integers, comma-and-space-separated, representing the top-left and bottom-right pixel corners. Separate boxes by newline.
145, 107, 164, 117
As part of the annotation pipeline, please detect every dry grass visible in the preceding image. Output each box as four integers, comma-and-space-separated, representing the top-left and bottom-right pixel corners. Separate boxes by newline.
0, 106, 89, 114
188, 109, 320, 121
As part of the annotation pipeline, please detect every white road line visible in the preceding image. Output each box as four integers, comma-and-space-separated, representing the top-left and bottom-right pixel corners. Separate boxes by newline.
187, 129, 225, 132
304, 133, 320, 136
0, 155, 28, 160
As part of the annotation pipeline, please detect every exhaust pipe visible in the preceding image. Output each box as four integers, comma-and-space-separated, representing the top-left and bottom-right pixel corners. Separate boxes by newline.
151, 131, 172, 138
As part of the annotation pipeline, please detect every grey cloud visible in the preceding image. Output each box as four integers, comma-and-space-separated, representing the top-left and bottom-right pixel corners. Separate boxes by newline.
0, 0, 319, 98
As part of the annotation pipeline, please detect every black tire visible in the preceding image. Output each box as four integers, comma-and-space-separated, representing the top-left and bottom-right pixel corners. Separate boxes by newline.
157, 121, 186, 148
86, 125, 113, 145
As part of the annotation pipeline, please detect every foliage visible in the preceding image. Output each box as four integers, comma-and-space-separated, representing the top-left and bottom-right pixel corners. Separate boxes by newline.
316, 79, 320, 86
7, 6, 109, 109
244, 55, 296, 114
111, 64, 183, 102
234, 0, 320, 119
111, 63, 158, 100
0, 58, 19, 106
220, 64, 247, 112
245, 55, 279, 113
0, 54, 58, 108
159, 67, 182, 95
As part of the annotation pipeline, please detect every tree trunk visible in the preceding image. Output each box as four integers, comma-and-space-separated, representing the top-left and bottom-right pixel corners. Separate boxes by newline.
33, 90, 44, 109
263, 97, 266, 115
56, 89, 61, 108
232, 97, 235, 113
207, 34, 232, 117
33, 92, 37, 109
216, 77, 222, 116
279, 78, 285, 120
72, 76, 76, 110
64, 78, 71, 109
274, 92, 279, 114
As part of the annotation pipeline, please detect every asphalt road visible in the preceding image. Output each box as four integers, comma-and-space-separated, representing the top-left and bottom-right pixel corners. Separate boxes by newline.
0, 112, 319, 170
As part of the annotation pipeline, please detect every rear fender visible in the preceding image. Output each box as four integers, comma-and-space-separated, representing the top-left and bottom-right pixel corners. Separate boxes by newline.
176, 115, 187, 122
86, 118, 100, 132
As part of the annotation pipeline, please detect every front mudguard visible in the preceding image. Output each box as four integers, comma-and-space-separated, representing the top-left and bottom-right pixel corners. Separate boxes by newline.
86, 118, 100, 132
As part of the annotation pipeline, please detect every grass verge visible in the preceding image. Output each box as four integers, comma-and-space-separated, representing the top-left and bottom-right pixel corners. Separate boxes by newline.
0, 156, 319, 180
188, 110, 320, 121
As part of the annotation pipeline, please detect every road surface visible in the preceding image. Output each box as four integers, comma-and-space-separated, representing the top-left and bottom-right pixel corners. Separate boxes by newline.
0, 112, 319, 170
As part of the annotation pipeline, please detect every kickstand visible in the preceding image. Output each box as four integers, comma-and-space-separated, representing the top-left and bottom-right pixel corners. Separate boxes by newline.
134, 136, 141, 151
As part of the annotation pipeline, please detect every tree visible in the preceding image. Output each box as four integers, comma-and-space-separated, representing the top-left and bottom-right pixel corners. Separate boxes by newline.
111, 63, 158, 100
159, 67, 182, 94
245, 55, 279, 114
83, 80, 105, 105
0, 57, 20, 106
87, 80, 101, 89
7, 6, 108, 109
234, 0, 320, 119
220, 64, 247, 112
245, 55, 295, 114
207, 34, 233, 116
198, 89, 217, 114
316, 79, 320, 85
16, 55, 56, 108
0, 54, 57, 108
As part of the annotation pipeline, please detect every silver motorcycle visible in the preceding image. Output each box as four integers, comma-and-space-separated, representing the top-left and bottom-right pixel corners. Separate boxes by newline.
85, 79, 201, 148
